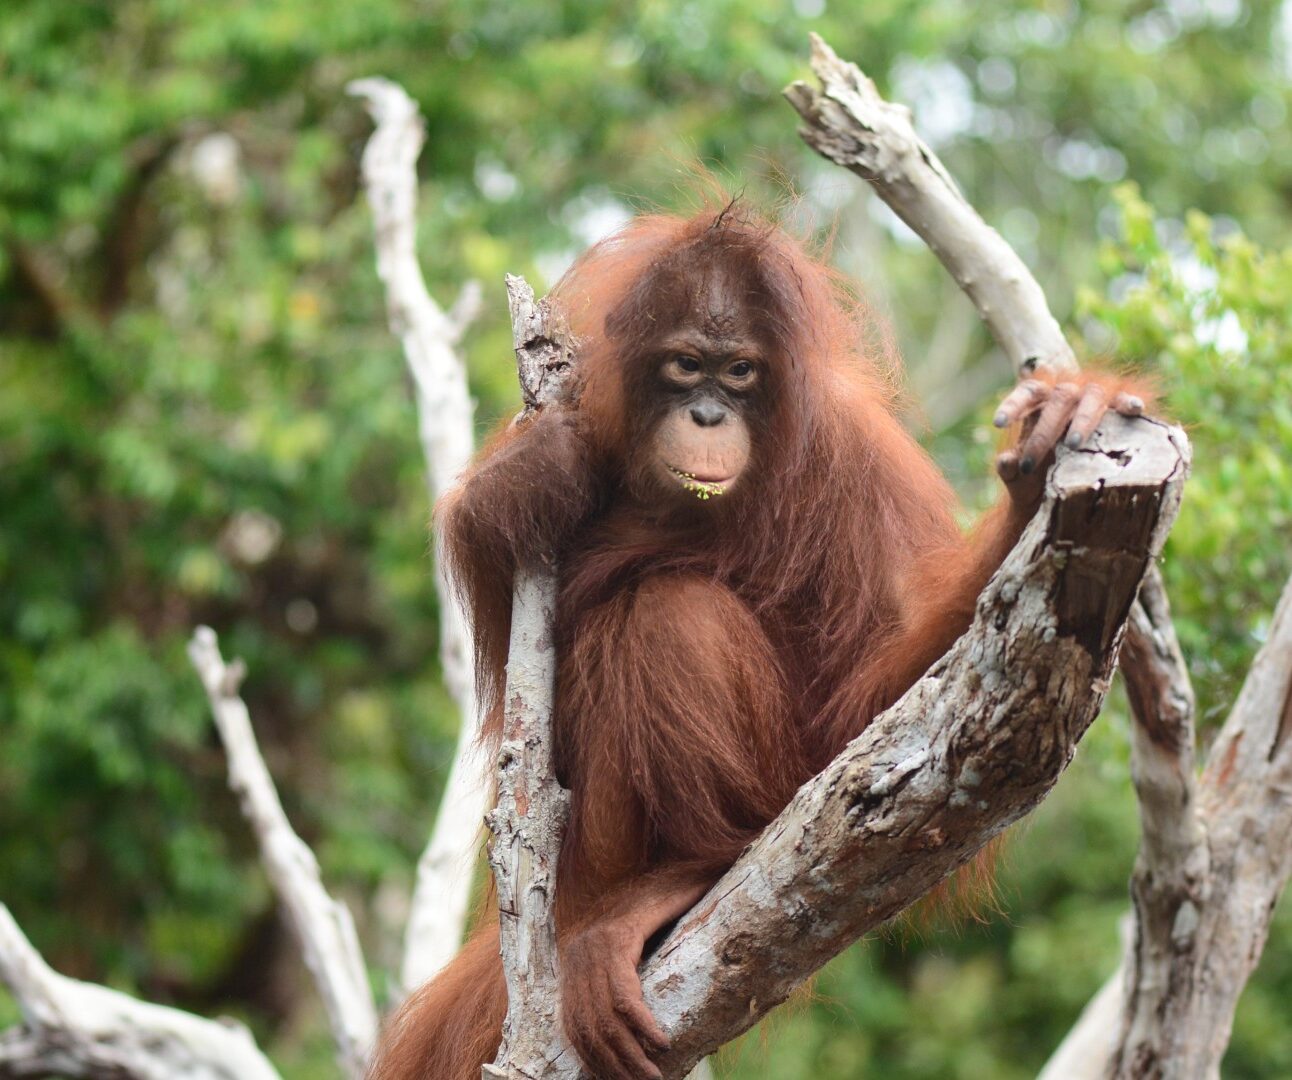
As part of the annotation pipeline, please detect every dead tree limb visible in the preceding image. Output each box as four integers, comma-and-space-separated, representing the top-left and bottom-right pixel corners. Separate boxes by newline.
1041, 573, 1292, 1079
1108, 573, 1208, 1073
188, 628, 377, 1079
0, 905, 279, 1080
348, 76, 488, 995
1037, 568, 1202, 1079
1043, 573, 1292, 1080
785, 32, 1077, 378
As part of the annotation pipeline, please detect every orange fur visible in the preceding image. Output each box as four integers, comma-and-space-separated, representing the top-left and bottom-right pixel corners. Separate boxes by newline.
369, 200, 1078, 1079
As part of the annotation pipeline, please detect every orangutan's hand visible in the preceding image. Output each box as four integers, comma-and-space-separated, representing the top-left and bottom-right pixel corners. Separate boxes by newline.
561, 917, 670, 1080
993, 376, 1146, 509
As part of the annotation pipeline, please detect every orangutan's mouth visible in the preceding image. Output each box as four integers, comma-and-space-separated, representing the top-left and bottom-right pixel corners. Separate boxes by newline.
667, 465, 734, 500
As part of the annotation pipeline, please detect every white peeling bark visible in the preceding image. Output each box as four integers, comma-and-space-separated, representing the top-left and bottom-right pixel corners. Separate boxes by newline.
348, 75, 489, 994
785, 32, 1076, 379
520, 414, 1186, 1079
481, 276, 578, 1080
187, 627, 378, 1079
0, 904, 279, 1080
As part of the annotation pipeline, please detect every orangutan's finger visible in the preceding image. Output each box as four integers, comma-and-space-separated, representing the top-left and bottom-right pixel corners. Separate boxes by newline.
610, 971, 670, 1055
1112, 391, 1144, 417
995, 448, 1022, 484
1019, 383, 1080, 473
1063, 383, 1109, 449
602, 967, 664, 1080
993, 379, 1050, 428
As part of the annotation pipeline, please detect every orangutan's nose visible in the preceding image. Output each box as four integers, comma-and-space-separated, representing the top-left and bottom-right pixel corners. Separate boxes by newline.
689, 401, 727, 427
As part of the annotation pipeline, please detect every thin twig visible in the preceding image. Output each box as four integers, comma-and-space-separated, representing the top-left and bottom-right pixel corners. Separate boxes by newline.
187, 627, 377, 1078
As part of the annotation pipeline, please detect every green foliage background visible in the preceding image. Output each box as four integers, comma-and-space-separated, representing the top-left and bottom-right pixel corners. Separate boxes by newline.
2, 1, 1290, 1075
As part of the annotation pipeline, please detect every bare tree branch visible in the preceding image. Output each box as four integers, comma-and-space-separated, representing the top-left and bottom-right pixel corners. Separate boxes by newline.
0, 904, 279, 1080
481, 276, 578, 1080
1121, 567, 1203, 874
348, 75, 489, 994
786, 33, 1077, 379
348, 77, 480, 501
187, 627, 377, 1079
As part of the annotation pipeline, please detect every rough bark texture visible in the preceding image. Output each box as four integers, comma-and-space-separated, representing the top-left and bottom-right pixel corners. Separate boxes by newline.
1038, 565, 1203, 1080
1113, 571, 1209, 1076
482, 277, 579, 1080
0, 905, 278, 1080
188, 628, 377, 1078
348, 76, 488, 995
1174, 578, 1292, 1073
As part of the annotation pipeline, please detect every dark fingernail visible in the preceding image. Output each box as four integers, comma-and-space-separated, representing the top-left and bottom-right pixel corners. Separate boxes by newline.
1020, 456, 1035, 475
1065, 431, 1083, 449
993, 411, 1008, 428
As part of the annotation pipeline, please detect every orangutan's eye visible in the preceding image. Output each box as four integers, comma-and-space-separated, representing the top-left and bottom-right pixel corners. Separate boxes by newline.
663, 355, 704, 385
729, 361, 753, 378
